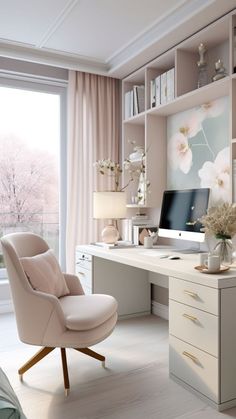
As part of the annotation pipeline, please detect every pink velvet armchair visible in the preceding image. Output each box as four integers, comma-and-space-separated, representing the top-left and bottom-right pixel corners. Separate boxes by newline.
1, 232, 118, 395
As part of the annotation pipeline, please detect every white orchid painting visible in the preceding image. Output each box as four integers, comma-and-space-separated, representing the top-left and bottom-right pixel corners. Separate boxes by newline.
167, 96, 229, 205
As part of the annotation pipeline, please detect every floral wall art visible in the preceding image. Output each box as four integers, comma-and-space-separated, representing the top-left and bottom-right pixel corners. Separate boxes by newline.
167, 96, 229, 205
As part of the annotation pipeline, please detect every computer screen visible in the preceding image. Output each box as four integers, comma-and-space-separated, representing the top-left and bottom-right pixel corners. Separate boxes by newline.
158, 188, 210, 243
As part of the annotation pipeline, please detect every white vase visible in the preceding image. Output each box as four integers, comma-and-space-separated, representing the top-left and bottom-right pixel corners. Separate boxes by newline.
137, 172, 146, 205
214, 238, 233, 265
129, 146, 144, 165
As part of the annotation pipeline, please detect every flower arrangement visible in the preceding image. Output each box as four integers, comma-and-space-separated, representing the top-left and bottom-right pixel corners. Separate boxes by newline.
94, 141, 150, 202
93, 159, 122, 192
200, 203, 236, 239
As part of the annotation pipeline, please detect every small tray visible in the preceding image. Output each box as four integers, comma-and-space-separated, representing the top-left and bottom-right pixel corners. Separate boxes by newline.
194, 265, 230, 274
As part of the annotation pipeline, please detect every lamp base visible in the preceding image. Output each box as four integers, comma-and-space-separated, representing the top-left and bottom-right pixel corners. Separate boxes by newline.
101, 224, 119, 244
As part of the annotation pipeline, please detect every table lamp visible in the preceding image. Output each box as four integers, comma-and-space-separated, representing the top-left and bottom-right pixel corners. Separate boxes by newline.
93, 191, 126, 244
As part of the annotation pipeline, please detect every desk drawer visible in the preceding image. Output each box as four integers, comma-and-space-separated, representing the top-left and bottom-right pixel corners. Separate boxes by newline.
76, 251, 92, 270
170, 335, 219, 403
169, 300, 218, 357
75, 266, 92, 294
169, 277, 218, 315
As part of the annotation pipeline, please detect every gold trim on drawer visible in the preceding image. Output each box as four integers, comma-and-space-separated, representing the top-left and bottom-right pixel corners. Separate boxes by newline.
182, 350, 198, 363
183, 290, 198, 298
169, 300, 218, 357
170, 335, 219, 403
169, 277, 219, 316
182, 313, 198, 322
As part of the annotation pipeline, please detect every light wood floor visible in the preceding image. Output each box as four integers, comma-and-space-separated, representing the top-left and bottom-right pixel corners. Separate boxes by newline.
1, 313, 236, 419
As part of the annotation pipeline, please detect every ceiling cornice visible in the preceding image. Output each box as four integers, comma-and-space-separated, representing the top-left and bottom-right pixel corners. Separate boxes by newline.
0, 40, 109, 75
107, 0, 215, 71
108, 0, 236, 78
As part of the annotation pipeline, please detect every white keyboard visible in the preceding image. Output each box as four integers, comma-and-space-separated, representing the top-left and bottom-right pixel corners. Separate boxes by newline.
140, 250, 170, 258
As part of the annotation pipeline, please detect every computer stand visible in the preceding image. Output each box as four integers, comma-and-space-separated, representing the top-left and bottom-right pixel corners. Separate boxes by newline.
174, 242, 204, 254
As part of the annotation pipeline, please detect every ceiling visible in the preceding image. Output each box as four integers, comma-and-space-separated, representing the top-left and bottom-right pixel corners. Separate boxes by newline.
1, 0, 236, 78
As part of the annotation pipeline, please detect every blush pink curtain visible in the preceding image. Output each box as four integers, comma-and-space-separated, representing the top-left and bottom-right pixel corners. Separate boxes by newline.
66, 70, 120, 272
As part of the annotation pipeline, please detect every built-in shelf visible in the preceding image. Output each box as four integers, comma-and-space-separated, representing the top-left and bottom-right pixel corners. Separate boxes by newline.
147, 77, 229, 117
123, 111, 145, 125
122, 9, 236, 208
126, 204, 148, 208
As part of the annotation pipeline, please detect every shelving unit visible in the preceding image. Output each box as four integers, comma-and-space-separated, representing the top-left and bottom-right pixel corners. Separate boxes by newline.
123, 111, 145, 125
147, 76, 229, 117
122, 9, 236, 211
120, 8, 236, 410
126, 204, 148, 209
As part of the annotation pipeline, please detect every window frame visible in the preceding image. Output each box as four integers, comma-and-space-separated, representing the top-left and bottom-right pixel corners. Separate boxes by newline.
0, 72, 67, 273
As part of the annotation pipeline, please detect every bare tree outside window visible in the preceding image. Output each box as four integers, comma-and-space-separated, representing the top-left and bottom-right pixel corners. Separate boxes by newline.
0, 87, 60, 268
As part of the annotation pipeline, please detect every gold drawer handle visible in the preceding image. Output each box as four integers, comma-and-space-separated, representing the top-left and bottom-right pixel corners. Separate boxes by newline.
183, 313, 197, 322
182, 351, 198, 363
184, 290, 198, 298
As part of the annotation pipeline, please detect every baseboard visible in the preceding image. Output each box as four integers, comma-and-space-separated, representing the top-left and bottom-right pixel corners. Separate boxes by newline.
152, 301, 169, 320
0, 299, 14, 314
118, 310, 151, 320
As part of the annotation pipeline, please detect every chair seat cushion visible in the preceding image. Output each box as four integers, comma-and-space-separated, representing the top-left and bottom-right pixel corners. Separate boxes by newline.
20, 249, 69, 298
59, 294, 118, 331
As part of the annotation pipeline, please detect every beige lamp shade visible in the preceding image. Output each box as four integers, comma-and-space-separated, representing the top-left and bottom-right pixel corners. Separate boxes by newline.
93, 192, 126, 219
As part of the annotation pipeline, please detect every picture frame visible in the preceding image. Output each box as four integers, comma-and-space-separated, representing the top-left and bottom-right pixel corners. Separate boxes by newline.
133, 225, 158, 245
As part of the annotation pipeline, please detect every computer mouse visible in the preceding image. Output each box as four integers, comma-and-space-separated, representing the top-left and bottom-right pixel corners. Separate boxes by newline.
168, 255, 181, 260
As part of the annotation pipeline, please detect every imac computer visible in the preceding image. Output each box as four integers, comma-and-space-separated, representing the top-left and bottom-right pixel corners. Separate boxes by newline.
158, 188, 210, 245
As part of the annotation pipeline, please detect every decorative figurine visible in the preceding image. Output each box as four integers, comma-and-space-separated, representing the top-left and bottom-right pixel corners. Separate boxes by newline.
212, 59, 227, 82
197, 43, 208, 88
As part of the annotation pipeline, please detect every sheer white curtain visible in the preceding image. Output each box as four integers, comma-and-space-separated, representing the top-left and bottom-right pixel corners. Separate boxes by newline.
66, 71, 120, 272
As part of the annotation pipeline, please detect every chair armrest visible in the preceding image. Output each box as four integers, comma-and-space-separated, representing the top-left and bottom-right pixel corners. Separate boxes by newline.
14, 287, 67, 345
31, 289, 65, 318
63, 273, 84, 295
29, 289, 66, 325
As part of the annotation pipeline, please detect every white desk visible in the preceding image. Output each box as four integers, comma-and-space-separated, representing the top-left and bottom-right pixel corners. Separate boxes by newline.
76, 244, 236, 411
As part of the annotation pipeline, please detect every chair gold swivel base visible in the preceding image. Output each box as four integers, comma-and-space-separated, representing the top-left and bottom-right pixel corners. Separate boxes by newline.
18, 346, 105, 396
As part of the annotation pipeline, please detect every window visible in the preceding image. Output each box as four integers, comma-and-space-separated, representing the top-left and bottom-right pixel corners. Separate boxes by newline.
0, 77, 67, 276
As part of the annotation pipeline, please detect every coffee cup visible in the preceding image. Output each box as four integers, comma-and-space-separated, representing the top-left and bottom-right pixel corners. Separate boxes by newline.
204, 254, 220, 272
144, 236, 153, 249
199, 252, 208, 266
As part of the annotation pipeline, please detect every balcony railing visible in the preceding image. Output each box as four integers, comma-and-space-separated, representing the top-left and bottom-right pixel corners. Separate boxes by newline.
0, 212, 59, 269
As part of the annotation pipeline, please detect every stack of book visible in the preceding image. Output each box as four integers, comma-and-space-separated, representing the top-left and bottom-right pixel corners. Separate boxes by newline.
124, 85, 145, 119
123, 215, 154, 242
150, 67, 175, 108
132, 214, 153, 225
